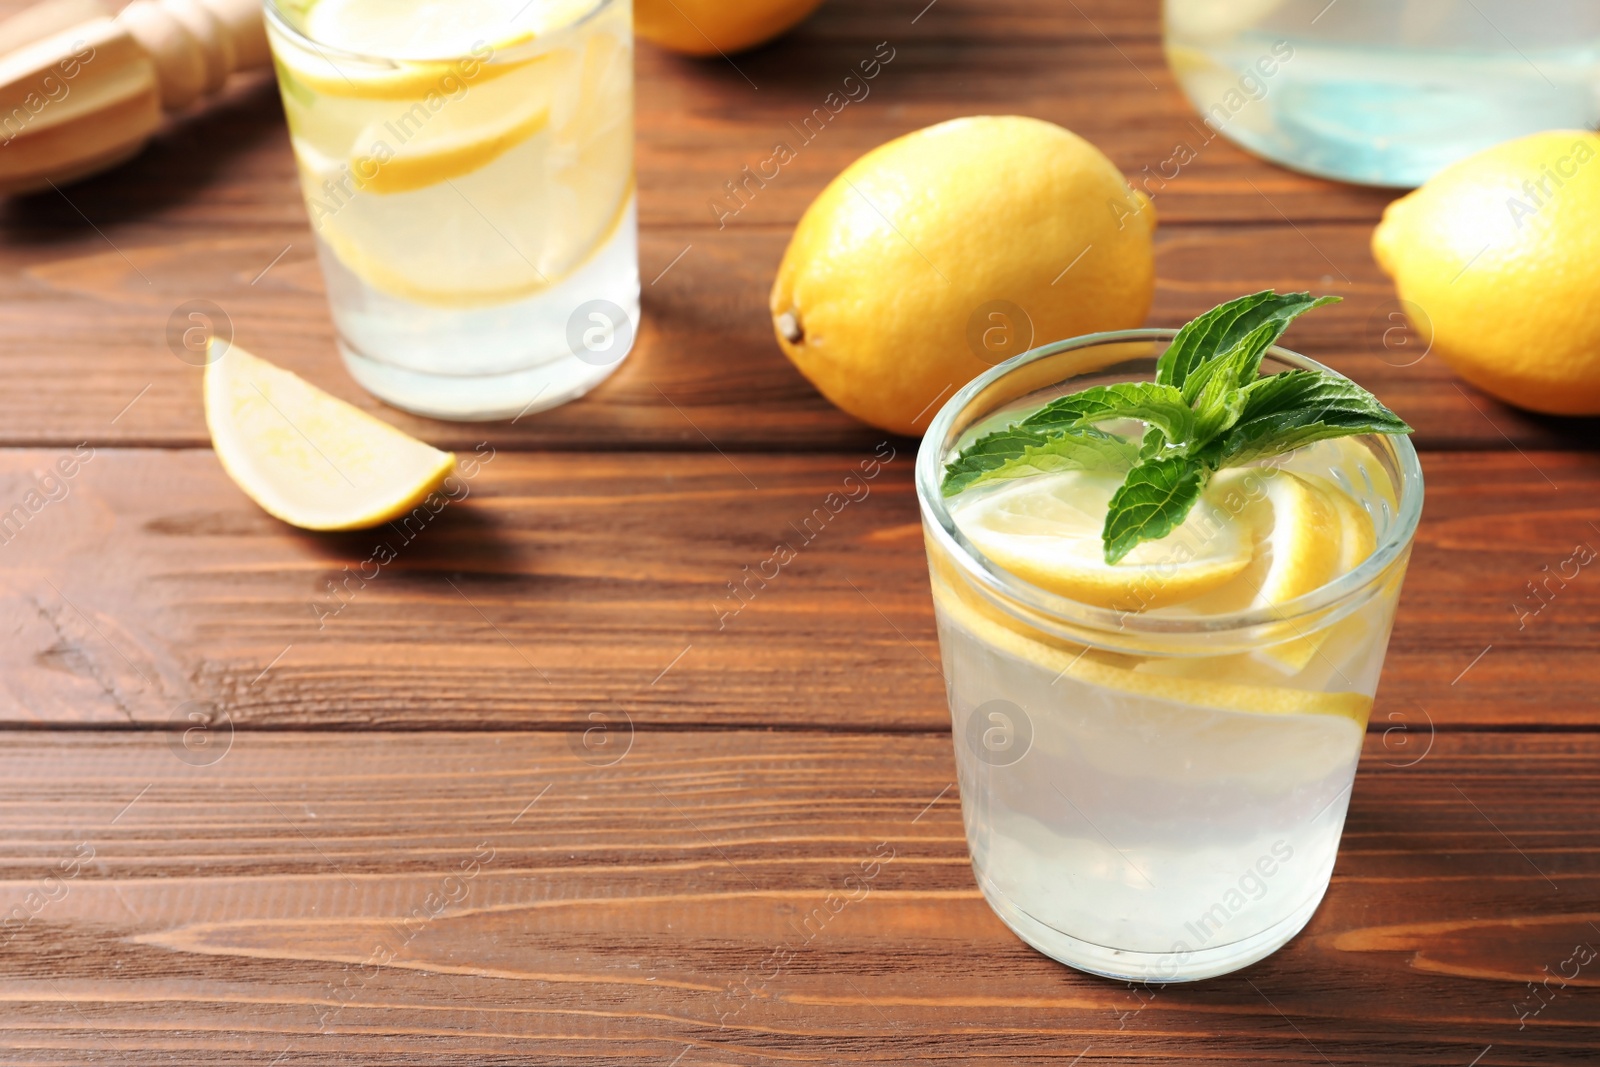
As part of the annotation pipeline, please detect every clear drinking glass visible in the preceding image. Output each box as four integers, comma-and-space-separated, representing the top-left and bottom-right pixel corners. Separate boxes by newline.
1164, 0, 1600, 187
264, 0, 638, 421
916, 331, 1423, 982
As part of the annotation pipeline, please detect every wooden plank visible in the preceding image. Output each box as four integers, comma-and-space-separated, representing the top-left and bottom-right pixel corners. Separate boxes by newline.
3, 217, 1595, 453
0, 448, 1593, 729
0, 729, 1591, 1064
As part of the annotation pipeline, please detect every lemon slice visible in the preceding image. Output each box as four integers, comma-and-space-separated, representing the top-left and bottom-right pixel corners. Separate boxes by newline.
204, 341, 456, 531
931, 578, 1371, 724
272, 0, 592, 101
351, 103, 550, 195
950, 470, 1256, 611
275, 50, 520, 101
1314, 473, 1377, 573
1254, 471, 1344, 608
1183, 469, 1356, 672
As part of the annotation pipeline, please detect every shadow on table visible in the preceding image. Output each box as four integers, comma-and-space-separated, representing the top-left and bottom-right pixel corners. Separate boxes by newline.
292, 497, 527, 587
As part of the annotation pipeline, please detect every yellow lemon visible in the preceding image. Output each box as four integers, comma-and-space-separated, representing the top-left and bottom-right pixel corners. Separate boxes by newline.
1372, 130, 1600, 415
770, 116, 1156, 436
635, 0, 825, 55
205, 341, 456, 531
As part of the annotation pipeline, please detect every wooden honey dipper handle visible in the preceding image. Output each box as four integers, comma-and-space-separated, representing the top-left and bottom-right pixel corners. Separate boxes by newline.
0, 0, 271, 195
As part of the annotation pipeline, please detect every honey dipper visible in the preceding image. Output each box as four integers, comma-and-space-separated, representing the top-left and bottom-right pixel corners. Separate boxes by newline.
0, 0, 269, 194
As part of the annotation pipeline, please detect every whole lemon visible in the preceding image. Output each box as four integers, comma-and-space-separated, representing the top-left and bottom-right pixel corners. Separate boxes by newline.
770, 116, 1156, 436
635, 0, 826, 55
1372, 130, 1600, 415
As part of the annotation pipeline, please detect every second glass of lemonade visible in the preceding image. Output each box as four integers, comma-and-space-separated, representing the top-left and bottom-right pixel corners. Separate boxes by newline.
265, 0, 637, 421
917, 331, 1423, 982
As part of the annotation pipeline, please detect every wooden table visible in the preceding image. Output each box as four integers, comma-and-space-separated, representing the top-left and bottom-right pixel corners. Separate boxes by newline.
1, 0, 1596, 1062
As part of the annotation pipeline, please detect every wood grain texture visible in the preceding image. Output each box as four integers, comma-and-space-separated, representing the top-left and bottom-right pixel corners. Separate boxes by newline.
0, 448, 1593, 730
0, 729, 1592, 1065
0, 0, 1597, 1062
0, 2, 1592, 451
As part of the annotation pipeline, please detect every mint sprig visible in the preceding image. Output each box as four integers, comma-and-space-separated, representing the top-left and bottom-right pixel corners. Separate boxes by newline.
941, 291, 1413, 564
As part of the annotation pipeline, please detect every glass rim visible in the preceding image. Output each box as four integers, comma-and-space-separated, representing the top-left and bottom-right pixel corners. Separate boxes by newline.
262, 0, 618, 64
915, 327, 1426, 639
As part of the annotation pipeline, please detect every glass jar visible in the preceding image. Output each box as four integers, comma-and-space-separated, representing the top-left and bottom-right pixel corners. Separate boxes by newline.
1164, 0, 1600, 187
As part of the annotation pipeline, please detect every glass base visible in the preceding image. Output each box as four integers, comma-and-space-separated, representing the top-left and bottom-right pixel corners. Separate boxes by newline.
340, 333, 632, 422
322, 198, 640, 422
974, 865, 1330, 983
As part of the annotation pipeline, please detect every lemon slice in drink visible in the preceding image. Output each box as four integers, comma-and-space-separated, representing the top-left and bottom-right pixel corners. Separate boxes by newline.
1184, 468, 1366, 672
929, 579, 1372, 725
950, 470, 1256, 611
205, 341, 456, 531
350, 103, 551, 195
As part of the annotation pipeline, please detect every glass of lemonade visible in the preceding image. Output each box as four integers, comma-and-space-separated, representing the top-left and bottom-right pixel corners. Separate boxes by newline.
264, 0, 637, 421
917, 330, 1423, 982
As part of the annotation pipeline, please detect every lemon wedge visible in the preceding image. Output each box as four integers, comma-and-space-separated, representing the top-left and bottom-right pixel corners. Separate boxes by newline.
950, 470, 1256, 611
204, 341, 456, 531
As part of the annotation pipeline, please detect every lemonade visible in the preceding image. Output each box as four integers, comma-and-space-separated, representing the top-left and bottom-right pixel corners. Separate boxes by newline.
917, 306, 1422, 982
265, 0, 637, 420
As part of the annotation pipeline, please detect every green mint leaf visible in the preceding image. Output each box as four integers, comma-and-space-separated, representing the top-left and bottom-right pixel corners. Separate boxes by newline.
964, 429, 1138, 489
1137, 426, 1169, 461
1211, 370, 1413, 467
1158, 291, 1341, 391
1191, 381, 1246, 446
940, 428, 1049, 496
1179, 320, 1280, 406
1180, 320, 1279, 446
941, 426, 1134, 497
1022, 382, 1194, 443
1101, 454, 1208, 565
